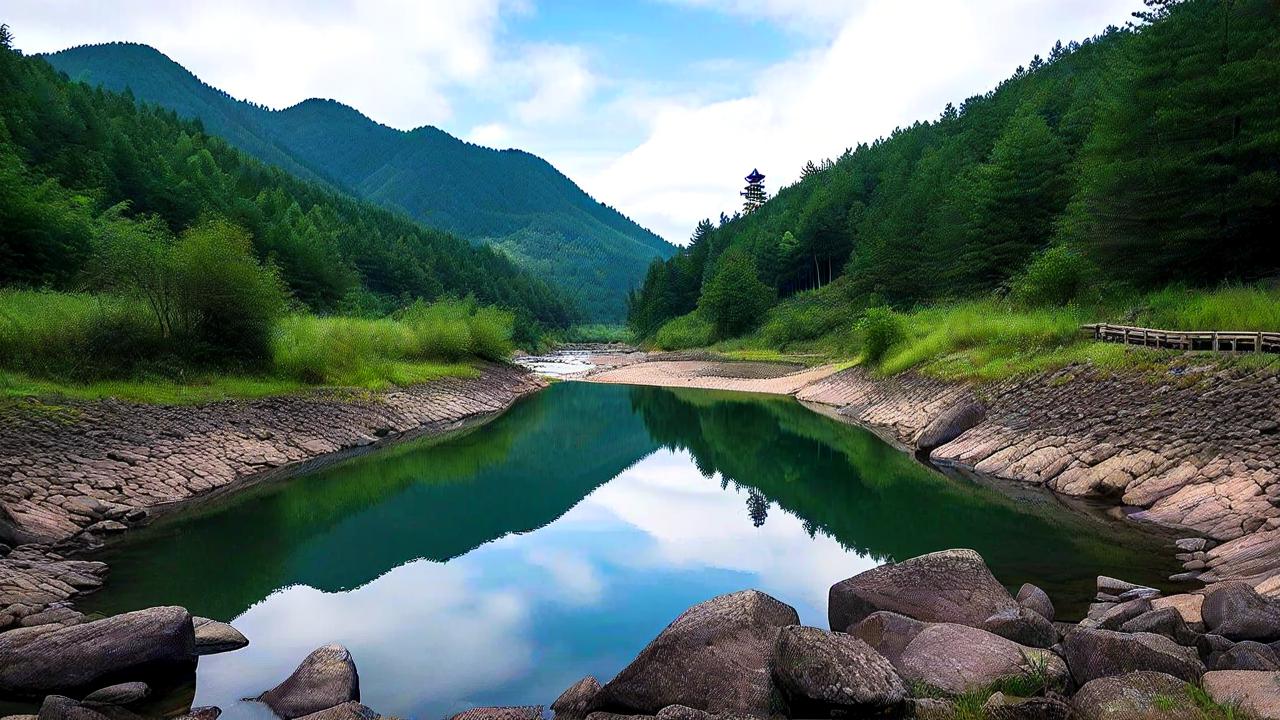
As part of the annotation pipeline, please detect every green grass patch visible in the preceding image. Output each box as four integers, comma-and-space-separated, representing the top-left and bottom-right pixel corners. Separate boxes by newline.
654, 311, 716, 350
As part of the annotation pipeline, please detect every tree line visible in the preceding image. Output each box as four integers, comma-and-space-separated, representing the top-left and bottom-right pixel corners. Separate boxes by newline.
628, 0, 1280, 340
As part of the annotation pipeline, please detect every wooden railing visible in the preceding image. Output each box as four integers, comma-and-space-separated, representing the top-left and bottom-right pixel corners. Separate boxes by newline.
1082, 324, 1280, 353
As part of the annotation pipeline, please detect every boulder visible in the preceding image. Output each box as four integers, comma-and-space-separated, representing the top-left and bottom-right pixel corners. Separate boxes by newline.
82, 683, 150, 706
255, 643, 360, 719
1016, 584, 1054, 623
1152, 594, 1204, 627
1215, 641, 1280, 671
295, 703, 380, 720
1071, 671, 1199, 720
896, 623, 1068, 695
1119, 608, 1198, 646
36, 696, 111, 720
591, 590, 799, 717
980, 607, 1056, 648
1097, 577, 1153, 596
192, 617, 248, 655
0, 606, 194, 697
1062, 628, 1205, 685
1202, 582, 1280, 642
828, 550, 1017, 631
1196, 634, 1236, 666
654, 706, 712, 720
552, 676, 601, 720
450, 708, 542, 720
1201, 670, 1280, 719
915, 399, 985, 450
772, 626, 905, 716
846, 611, 926, 668
1093, 599, 1153, 631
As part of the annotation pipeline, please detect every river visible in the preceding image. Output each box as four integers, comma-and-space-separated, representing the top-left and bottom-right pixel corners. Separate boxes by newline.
78, 381, 1181, 719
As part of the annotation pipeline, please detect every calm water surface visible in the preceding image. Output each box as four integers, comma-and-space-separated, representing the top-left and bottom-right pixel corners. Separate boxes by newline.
80, 382, 1181, 720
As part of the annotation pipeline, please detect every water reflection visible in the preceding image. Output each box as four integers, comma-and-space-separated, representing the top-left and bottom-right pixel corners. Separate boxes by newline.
79, 382, 1180, 720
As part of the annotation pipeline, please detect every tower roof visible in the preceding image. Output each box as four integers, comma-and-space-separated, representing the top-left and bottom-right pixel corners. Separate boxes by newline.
745, 168, 765, 183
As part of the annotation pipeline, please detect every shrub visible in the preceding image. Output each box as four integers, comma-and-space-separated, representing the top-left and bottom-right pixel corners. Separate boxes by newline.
1010, 245, 1094, 307
698, 249, 776, 339
654, 312, 715, 350
466, 305, 516, 361
857, 306, 905, 364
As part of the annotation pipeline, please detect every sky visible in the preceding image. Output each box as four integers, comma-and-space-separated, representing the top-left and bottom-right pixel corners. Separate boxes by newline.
5, 0, 1147, 244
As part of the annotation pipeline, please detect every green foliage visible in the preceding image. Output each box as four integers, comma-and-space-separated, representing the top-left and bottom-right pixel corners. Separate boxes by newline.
1010, 245, 1095, 306
1139, 285, 1280, 331
654, 312, 715, 350
43, 42, 676, 321
697, 249, 776, 338
0, 40, 577, 329
629, 0, 1280, 339
0, 290, 163, 381
857, 307, 905, 364
557, 324, 634, 344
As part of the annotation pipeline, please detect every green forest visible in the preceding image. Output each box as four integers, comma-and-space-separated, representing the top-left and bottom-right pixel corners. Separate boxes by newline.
628, 0, 1280, 373
0, 28, 581, 399
43, 43, 677, 321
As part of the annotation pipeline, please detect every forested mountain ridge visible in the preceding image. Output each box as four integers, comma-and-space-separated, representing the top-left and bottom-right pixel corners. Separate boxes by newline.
0, 35, 577, 329
628, 0, 1280, 340
44, 42, 678, 321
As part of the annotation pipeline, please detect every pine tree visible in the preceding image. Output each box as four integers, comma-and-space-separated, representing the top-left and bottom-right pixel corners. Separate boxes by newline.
746, 489, 769, 528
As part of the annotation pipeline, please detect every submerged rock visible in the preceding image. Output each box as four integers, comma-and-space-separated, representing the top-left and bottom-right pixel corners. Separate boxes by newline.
192, 617, 248, 655
590, 589, 799, 717
828, 549, 1018, 631
1063, 628, 1205, 685
0, 606, 194, 697
772, 626, 905, 715
1071, 671, 1199, 720
255, 643, 360, 719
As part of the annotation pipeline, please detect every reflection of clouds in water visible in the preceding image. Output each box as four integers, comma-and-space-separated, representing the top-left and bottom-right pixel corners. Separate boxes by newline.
525, 548, 605, 605
197, 562, 533, 719
584, 448, 877, 614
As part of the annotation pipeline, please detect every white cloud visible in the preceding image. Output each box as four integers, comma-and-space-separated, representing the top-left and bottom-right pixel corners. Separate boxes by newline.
662, 0, 863, 34
579, 0, 1146, 243
511, 44, 598, 124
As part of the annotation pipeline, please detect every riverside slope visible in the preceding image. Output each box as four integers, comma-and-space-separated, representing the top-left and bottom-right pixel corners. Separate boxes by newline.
588, 357, 1280, 594
0, 364, 545, 632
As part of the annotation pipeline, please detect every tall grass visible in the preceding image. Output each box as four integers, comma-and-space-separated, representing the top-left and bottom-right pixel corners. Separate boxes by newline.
1, 291, 514, 398
1140, 285, 1280, 331
654, 312, 715, 350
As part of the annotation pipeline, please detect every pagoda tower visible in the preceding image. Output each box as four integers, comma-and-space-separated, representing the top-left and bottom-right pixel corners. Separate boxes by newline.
741, 168, 767, 214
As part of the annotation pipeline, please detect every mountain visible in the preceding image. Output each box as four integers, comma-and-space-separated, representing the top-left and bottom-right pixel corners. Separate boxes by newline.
44, 42, 678, 321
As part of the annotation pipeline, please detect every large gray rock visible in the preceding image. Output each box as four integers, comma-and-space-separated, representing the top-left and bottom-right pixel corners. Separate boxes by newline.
895, 623, 1068, 695
828, 550, 1017, 631
846, 611, 926, 668
915, 399, 985, 450
772, 626, 905, 715
192, 617, 248, 655
552, 676, 601, 720
1016, 583, 1054, 623
1215, 641, 1280, 671
1063, 628, 1206, 685
980, 607, 1056, 648
1119, 607, 1198, 646
255, 643, 360, 719
1202, 670, 1280, 719
1072, 671, 1199, 720
591, 590, 799, 717
1093, 598, 1153, 631
36, 696, 112, 720
1202, 582, 1280, 642
0, 606, 194, 697
450, 708, 541, 720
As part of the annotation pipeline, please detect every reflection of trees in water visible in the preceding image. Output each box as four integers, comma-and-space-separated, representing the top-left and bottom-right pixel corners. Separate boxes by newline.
625, 385, 1181, 616
747, 489, 769, 527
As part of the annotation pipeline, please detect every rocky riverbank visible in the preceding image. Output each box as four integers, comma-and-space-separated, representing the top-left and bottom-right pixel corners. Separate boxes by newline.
0, 364, 546, 634
19, 548, 1272, 720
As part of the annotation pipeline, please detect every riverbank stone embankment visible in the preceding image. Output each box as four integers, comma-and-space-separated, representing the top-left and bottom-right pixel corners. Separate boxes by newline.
796, 360, 1280, 591
0, 363, 546, 633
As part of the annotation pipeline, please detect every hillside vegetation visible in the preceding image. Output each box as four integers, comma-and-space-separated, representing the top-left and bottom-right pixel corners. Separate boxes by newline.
630, 0, 1280, 378
44, 43, 678, 321
0, 28, 547, 401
